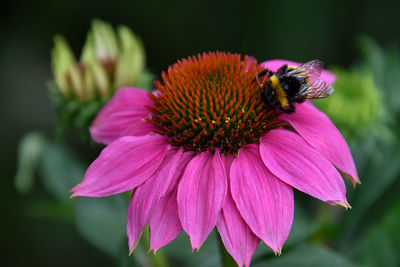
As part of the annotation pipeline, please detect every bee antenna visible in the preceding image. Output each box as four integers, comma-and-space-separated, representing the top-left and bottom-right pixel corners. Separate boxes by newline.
255, 75, 263, 88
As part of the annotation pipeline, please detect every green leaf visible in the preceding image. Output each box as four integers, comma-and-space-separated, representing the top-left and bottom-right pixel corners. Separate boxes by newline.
253, 200, 325, 261
116, 246, 141, 267
285, 200, 320, 246
252, 198, 321, 261
337, 143, 400, 247
361, 199, 400, 267
163, 230, 221, 267
74, 196, 127, 258
36, 140, 128, 258
358, 36, 400, 114
253, 244, 359, 267
38, 142, 85, 200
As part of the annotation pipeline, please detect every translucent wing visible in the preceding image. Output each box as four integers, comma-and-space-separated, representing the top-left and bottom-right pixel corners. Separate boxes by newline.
297, 60, 324, 80
285, 67, 308, 79
298, 79, 334, 99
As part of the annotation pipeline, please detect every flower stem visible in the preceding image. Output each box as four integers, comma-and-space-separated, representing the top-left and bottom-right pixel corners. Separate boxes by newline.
142, 226, 169, 267
217, 234, 237, 267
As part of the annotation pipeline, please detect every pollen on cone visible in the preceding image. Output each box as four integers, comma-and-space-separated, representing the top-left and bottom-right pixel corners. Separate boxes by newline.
149, 52, 279, 154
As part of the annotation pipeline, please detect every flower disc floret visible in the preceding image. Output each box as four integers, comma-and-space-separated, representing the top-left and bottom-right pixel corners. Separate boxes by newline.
149, 52, 279, 154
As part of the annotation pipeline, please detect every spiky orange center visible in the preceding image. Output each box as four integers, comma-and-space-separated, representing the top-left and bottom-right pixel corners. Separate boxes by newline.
149, 52, 279, 154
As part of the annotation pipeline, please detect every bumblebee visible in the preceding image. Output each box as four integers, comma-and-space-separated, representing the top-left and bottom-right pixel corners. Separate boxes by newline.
255, 60, 334, 113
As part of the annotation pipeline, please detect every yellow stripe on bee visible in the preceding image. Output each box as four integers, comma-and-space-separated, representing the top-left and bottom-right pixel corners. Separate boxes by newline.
270, 75, 289, 107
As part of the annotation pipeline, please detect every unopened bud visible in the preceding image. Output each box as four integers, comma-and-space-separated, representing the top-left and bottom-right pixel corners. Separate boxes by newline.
50, 19, 152, 141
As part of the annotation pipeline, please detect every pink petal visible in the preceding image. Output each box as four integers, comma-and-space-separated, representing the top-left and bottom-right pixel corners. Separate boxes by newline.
126, 147, 193, 251
279, 101, 359, 185
90, 87, 156, 145
149, 189, 182, 252
177, 149, 228, 250
157, 147, 195, 198
230, 144, 294, 253
126, 192, 142, 252
71, 134, 168, 197
260, 59, 336, 84
260, 129, 350, 207
217, 154, 260, 267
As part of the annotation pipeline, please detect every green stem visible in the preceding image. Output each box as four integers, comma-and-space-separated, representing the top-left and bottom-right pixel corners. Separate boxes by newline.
142, 226, 169, 267
217, 234, 237, 267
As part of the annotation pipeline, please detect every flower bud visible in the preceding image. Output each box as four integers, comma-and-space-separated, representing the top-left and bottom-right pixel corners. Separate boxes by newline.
50, 19, 152, 141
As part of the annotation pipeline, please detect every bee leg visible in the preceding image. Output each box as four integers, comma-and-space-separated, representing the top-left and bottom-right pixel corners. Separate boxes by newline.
261, 87, 269, 106
276, 64, 288, 76
254, 68, 273, 88
256, 68, 273, 78
287, 102, 296, 113
280, 101, 295, 113
262, 86, 280, 111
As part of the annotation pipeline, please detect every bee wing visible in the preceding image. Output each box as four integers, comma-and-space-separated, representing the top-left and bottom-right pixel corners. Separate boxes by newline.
298, 79, 334, 99
286, 67, 308, 79
297, 60, 324, 80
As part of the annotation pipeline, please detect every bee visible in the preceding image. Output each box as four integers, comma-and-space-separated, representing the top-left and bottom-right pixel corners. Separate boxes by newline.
255, 60, 334, 113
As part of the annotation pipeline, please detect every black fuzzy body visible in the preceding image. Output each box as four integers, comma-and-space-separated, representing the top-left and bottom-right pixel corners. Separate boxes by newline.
257, 64, 307, 113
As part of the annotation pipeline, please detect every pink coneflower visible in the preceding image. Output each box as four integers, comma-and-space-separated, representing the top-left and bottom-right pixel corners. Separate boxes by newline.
71, 52, 358, 267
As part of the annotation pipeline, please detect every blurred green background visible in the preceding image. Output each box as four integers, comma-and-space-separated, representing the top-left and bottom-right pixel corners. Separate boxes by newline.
2, 0, 400, 266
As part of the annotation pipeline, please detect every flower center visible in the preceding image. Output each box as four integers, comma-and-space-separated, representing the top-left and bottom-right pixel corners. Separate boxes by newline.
149, 52, 279, 154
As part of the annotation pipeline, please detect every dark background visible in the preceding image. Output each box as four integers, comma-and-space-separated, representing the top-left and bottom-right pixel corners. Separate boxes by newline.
2, 0, 400, 266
